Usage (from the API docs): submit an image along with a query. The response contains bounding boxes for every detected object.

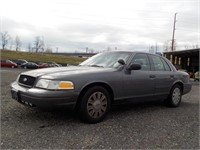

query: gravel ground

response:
[1,68,199,149]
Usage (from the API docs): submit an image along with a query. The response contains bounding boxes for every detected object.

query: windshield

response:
[80,51,132,68]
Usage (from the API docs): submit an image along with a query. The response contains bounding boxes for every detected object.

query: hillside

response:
[0,50,86,65]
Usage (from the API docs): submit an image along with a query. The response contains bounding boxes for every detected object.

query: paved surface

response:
[1,68,199,149]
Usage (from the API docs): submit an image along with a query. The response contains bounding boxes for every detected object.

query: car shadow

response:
[23,100,164,122]
[15,100,197,125]
[109,100,165,116]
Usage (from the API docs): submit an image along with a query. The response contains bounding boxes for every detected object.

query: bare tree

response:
[33,36,44,53]
[40,41,45,53]
[184,44,199,50]
[28,43,32,52]
[192,44,199,48]
[34,36,40,52]
[86,47,88,53]
[149,45,155,53]
[46,47,53,53]
[0,31,10,50]
[15,36,22,51]
[184,45,189,49]
[107,46,111,51]
[149,43,159,53]
[89,49,94,53]
[163,40,170,52]
[163,40,177,51]
[9,38,13,50]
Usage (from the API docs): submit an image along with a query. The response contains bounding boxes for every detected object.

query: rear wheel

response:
[79,86,111,123]
[165,84,182,107]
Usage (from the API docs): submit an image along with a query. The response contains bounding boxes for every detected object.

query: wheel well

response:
[75,82,114,109]
[173,82,183,92]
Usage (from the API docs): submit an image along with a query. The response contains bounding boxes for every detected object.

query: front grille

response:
[18,75,36,87]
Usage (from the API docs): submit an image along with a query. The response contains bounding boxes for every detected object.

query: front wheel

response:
[165,84,182,107]
[79,86,111,123]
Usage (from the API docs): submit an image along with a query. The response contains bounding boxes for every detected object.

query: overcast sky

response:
[0,0,199,52]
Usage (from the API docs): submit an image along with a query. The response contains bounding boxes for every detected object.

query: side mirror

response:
[127,63,141,70]
[118,59,125,65]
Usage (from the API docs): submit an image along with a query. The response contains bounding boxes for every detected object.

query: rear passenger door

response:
[148,54,175,97]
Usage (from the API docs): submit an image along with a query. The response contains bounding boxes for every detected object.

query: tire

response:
[24,66,27,69]
[165,84,182,107]
[79,86,111,123]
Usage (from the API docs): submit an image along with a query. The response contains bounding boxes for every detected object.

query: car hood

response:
[21,66,116,78]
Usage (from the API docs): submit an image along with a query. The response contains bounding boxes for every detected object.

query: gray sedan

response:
[11,51,192,123]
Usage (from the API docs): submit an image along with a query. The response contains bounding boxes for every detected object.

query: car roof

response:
[104,50,162,56]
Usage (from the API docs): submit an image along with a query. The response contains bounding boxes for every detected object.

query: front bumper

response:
[10,81,79,109]
[183,82,192,95]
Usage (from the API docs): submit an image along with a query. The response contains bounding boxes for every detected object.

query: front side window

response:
[131,53,150,71]
[150,55,165,71]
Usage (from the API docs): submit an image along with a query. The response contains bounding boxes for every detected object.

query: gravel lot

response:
[1,68,199,149]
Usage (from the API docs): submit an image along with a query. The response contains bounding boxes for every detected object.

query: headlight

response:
[35,79,74,90]
[16,75,20,81]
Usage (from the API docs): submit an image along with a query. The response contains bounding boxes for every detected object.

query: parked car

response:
[11,51,192,123]
[21,62,38,69]
[37,63,49,68]
[0,59,18,68]
[12,59,28,66]
[46,61,62,67]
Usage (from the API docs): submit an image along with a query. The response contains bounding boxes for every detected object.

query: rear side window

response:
[131,53,151,71]
[161,58,171,71]
[150,55,165,71]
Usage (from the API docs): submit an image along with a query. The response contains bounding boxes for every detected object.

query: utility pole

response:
[171,13,177,51]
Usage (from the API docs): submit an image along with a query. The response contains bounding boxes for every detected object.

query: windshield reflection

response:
[80,52,131,68]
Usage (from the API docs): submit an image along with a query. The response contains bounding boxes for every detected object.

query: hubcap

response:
[87,92,107,118]
[172,88,181,104]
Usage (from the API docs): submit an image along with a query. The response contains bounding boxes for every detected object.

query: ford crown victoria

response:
[11,51,192,123]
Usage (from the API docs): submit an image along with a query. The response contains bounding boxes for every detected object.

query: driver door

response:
[123,53,156,100]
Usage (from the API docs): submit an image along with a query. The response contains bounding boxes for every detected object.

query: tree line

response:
[1,31,199,53]
[0,31,53,53]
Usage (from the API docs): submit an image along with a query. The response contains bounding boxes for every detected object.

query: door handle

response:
[170,75,174,78]
[149,75,156,78]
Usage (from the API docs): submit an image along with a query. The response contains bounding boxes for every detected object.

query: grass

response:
[0,50,86,65]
